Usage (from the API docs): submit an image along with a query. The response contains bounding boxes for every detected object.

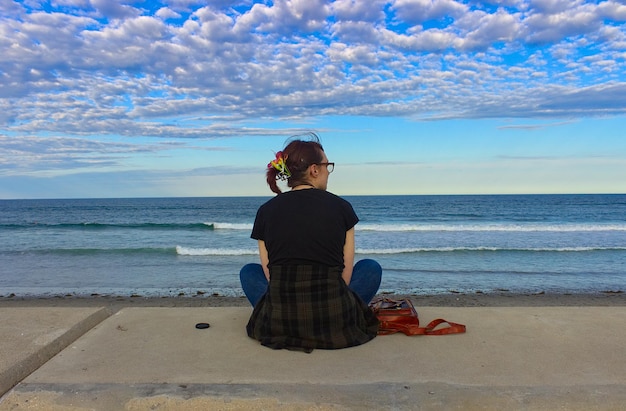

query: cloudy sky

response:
[1,0,626,199]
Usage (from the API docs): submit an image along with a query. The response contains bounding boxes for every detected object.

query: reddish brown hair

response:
[266,133,325,194]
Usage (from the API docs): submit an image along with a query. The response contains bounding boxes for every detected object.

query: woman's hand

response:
[258,240,270,281]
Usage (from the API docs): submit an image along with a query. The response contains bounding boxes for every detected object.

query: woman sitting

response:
[240,133,382,352]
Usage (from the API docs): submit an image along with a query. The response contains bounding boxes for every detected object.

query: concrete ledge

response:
[3,382,626,410]
[1,307,625,410]
[0,307,111,396]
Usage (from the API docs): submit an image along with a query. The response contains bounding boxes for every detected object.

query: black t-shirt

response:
[251,189,359,268]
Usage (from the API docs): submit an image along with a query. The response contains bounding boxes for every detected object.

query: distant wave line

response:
[175,246,257,256]
[21,246,257,256]
[25,247,177,255]
[1,222,216,230]
[0,221,256,231]
[11,245,626,257]
[209,222,253,230]
[357,246,626,254]
[3,222,625,233]
[177,245,626,256]
[357,223,626,232]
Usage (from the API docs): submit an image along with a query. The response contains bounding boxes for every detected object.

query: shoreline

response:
[1,291,624,312]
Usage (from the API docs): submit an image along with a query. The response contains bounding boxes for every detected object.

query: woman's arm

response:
[258,240,270,281]
[342,228,355,285]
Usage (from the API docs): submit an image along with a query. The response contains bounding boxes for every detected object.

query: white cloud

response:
[163,0,217,12]
[455,9,521,50]
[598,1,626,20]
[1,0,625,142]
[392,0,468,24]
[332,0,387,22]
[327,43,380,65]
[331,20,381,43]
[155,7,181,20]
[523,2,603,43]
[0,134,158,173]
[235,0,331,35]
[0,0,25,16]
[91,0,141,19]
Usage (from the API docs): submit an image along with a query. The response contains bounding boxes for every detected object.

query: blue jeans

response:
[239,259,382,307]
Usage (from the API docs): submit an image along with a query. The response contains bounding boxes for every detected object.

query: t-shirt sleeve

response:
[251,207,265,240]
[341,198,359,231]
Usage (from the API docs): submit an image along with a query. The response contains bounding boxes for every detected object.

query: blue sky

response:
[1,0,626,199]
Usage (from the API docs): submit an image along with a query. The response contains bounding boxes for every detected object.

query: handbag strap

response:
[416,318,466,335]
[379,317,466,336]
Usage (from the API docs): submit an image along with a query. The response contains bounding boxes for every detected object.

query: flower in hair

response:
[268,151,291,180]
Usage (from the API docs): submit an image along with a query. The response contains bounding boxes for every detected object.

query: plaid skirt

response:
[246,264,379,352]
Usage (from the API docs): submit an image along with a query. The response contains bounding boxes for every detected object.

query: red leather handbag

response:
[369,297,466,336]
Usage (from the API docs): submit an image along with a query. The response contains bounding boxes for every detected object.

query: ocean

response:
[1,194,625,298]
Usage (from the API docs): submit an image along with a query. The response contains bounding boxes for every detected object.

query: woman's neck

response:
[292,183,316,190]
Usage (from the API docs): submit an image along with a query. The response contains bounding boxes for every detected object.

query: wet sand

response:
[1,291,624,313]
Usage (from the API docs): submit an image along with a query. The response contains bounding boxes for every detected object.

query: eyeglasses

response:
[316,162,334,173]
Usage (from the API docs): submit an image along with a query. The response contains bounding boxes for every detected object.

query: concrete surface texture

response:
[1,306,625,410]
[0,307,109,397]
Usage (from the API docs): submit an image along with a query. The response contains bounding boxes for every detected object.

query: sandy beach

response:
[1,291,624,312]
